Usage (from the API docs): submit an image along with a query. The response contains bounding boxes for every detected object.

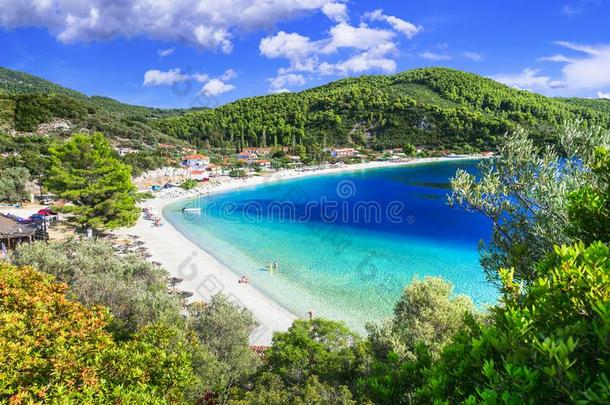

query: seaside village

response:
[1,141,495,257]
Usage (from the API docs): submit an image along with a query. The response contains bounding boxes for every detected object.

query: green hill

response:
[153,67,610,151]
[1,66,608,152]
[0,67,191,147]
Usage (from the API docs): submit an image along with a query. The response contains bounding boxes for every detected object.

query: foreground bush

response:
[422,242,610,403]
[12,239,181,338]
[0,263,197,403]
[11,239,262,399]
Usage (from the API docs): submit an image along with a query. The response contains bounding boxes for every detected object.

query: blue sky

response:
[1,0,609,108]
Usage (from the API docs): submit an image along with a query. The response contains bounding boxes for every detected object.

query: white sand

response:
[113,156,483,345]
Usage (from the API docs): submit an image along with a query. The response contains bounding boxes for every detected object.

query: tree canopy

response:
[45,133,140,228]
[153,67,610,151]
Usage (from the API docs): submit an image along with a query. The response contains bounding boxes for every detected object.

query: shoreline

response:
[114,156,483,345]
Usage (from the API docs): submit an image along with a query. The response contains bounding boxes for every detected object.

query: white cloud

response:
[192,73,210,83]
[491,68,563,91]
[463,51,483,61]
[364,9,422,39]
[539,54,574,63]
[562,4,581,16]
[419,51,451,61]
[143,68,189,86]
[142,68,239,92]
[221,68,238,81]
[259,20,401,79]
[258,9,420,81]
[554,40,604,56]
[193,25,233,53]
[322,22,396,53]
[0,0,343,52]
[597,91,610,99]
[561,1,601,17]
[157,48,175,58]
[260,31,317,61]
[320,52,396,76]
[492,41,610,96]
[554,42,610,90]
[319,41,397,76]
[322,2,348,22]
[268,73,305,92]
[533,42,610,91]
[200,78,235,96]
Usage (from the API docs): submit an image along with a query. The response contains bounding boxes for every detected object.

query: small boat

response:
[181,207,202,212]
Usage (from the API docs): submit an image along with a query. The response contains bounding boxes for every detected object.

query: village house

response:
[206,164,223,176]
[181,154,210,168]
[241,147,288,156]
[236,151,259,162]
[330,147,358,158]
[189,169,208,181]
[115,147,138,157]
[253,159,272,169]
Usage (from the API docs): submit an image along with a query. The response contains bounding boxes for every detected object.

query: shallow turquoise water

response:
[165,160,497,332]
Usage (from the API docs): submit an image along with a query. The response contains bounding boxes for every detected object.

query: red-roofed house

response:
[254,159,271,169]
[189,169,208,180]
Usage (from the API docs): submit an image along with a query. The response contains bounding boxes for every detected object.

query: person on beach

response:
[307,309,314,320]
[238,275,248,284]
[274,261,279,271]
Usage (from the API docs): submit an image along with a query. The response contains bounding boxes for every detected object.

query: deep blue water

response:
[165,160,497,332]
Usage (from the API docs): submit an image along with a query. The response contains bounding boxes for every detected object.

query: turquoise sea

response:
[164,160,497,332]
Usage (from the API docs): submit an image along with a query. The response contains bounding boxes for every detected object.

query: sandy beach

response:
[112,156,483,345]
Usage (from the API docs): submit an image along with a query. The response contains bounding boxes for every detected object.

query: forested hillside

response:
[0,67,191,146]
[154,67,610,151]
[1,66,609,152]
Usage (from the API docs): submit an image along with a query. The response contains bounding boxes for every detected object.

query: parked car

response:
[37,208,56,216]
[29,214,46,221]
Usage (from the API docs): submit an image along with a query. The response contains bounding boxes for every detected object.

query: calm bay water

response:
[165,160,497,332]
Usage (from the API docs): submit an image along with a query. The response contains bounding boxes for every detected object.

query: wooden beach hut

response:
[0,215,48,249]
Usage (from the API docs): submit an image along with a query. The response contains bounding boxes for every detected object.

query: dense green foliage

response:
[12,239,181,338]
[449,123,610,283]
[0,67,191,146]
[421,241,610,403]
[0,166,30,202]
[153,67,610,151]
[0,133,51,179]
[568,146,610,243]
[8,239,263,402]
[366,276,476,362]
[0,262,198,403]
[121,148,171,176]
[180,179,199,190]
[45,133,140,228]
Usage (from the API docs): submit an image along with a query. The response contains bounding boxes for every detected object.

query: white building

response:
[115,147,138,157]
[331,148,358,158]
[181,154,210,168]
